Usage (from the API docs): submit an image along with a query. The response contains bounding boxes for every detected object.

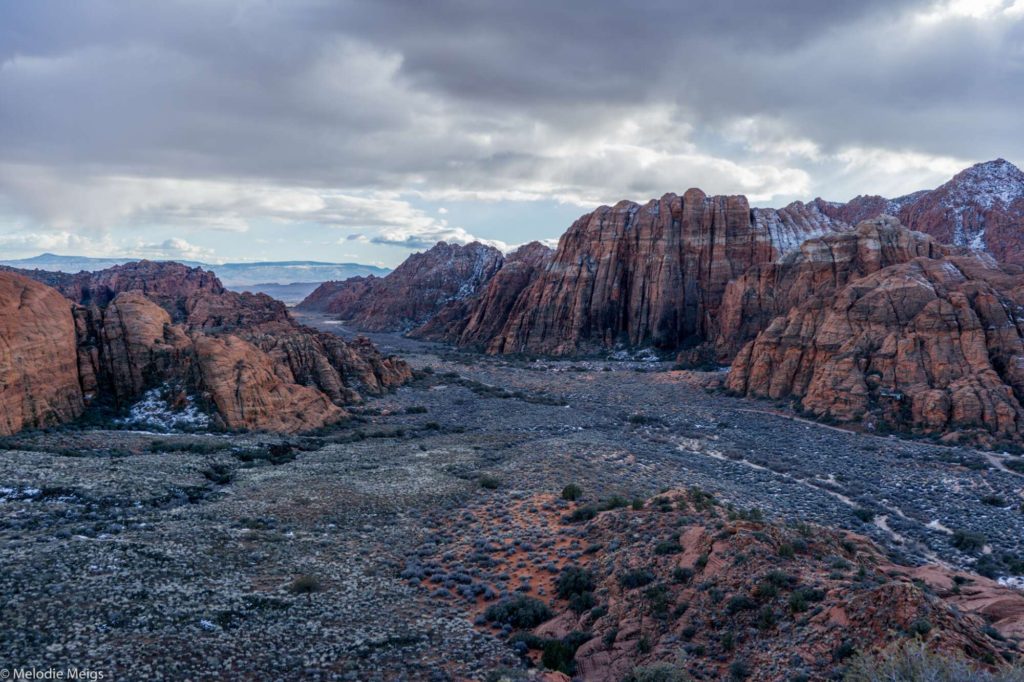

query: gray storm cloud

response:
[0,0,1020,258]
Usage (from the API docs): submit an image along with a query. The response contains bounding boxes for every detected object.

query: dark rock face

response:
[410,241,553,347]
[297,241,505,331]
[727,253,1024,444]
[0,271,84,435]
[8,261,411,434]
[484,191,844,355]
[712,217,956,359]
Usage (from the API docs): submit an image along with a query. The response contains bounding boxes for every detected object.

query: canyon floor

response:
[3,314,1024,680]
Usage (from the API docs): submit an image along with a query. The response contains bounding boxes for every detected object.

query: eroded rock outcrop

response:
[727,254,1024,443]
[0,271,84,435]
[424,489,1024,682]
[297,241,505,331]
[815,159,1024,266]
[713,217,956,358]
[7,261,410,434]
[193,334,346,433]
[486,191,844,355]
[410,241,553,347]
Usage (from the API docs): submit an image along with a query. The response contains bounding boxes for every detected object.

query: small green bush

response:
[561,483,583,501]
[478,475,501,490]
[556,566,596,599]
[484,595,553,628]
[618,568,655,589]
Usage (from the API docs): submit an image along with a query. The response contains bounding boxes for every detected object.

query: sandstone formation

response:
[0,271,84,435]
[485,191,844,355]
[726,254,1024,443]
[815,159,1024,266]
[410,241,553,347]
[6,261,411,434]
[193,334,346,433]
[297,241,505,331]
[712,217,956,358]
[427,488,1023,681]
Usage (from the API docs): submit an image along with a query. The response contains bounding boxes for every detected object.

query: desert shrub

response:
[632,498,645,510]
[853,507,875,523]
[478,475,501,489]
[202,463,234,485]
[598,495,630,511]
[561,483,583,501]
[602,627,618,647]
[556,566,596,598]
[644,584,671,618]
[622,663,692,682]
[673,567,695,584]
[756,606,777,630]
[909,618,932,637]
[843,641,1024,681]
[789,587,824,613]
[952,530,986,553]
[833,640,857,662]
[726,594,757,614]
[566,506,598,523]
[288,574,322,600]
[729,658,750,680]
[569,591,597,614]
[484,595,553,628]
[541,638,576,674]
[618,568,655,589]
[654,539,682,555]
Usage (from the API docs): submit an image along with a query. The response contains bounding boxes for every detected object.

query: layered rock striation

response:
[0,271,85,435]
[410,241,553,347]
[4,261,410,434]
[713,217,956,358]
[483,191,843,355]
[726,253,1024,443]
[297,241,505,331]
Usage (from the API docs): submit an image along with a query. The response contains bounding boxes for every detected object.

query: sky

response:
[0,0,1022,267]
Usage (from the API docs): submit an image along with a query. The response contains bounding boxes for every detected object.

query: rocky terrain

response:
[0,262,410,435]
[726,251,1024,446]
[816,159,1024,266]
[4,322,1024,679]
[411,241,553,349]
[297,241,505,332]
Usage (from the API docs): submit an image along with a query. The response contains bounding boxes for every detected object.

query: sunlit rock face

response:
[5,261,411,434]
[727,250,1024,445]
[0,271,84,435]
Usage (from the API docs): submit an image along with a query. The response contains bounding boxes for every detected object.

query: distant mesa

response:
[0,253,390,289]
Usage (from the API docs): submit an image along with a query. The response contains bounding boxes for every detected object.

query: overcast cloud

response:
[0,0,1021,265]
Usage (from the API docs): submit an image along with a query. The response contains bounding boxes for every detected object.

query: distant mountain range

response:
[0,253,390,295]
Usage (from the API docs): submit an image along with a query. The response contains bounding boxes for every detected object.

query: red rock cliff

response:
[726,254,1024,444]
[0,271,84,435]
[486,190,843,355]
[297,241,505,331]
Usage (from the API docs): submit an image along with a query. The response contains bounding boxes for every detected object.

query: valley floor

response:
[3,318,1024,680]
